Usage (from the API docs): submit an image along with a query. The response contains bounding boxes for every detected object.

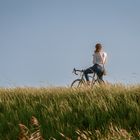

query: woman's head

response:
[94,43,102,53]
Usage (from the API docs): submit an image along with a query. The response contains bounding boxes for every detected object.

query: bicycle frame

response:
[73,68,97,80]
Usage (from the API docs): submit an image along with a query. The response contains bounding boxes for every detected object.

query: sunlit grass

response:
[0,84,140,139]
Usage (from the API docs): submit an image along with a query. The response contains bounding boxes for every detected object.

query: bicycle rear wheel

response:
[71,79,85,87]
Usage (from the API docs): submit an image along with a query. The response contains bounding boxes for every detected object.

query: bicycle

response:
[71,68,104,87]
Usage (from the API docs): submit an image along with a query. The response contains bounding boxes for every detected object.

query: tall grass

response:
[0,84,140,139]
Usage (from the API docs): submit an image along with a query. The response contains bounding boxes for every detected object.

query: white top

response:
[93,51,107,66]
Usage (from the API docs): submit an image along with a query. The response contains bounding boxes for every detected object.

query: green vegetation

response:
[0,84,140,139]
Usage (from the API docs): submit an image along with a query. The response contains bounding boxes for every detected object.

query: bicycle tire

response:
[71,79,85,87]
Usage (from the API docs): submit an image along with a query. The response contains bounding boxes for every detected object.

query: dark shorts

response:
[84,64,104,81]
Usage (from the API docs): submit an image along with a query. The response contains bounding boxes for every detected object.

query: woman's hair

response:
[94,43,102,53]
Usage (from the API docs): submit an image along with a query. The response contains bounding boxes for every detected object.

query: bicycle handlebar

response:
[73,68,84,75]
[73,68,96,77]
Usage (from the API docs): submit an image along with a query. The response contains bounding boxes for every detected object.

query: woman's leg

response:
[84,67,94,81]
[84,64,104,82]
[95,64,104,81]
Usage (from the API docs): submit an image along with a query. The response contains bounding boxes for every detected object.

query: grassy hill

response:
[0,84,140,139]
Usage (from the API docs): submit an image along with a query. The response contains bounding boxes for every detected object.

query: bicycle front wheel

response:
[71,79,85,88]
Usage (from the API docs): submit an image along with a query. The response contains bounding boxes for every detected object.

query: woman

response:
[84,43,107,83]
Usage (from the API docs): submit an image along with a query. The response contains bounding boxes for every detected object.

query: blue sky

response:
[0,0,140,87]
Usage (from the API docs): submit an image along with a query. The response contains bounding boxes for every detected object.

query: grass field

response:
[0,84,140,139]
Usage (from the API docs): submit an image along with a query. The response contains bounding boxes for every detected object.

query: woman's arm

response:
[102,52,107,64]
